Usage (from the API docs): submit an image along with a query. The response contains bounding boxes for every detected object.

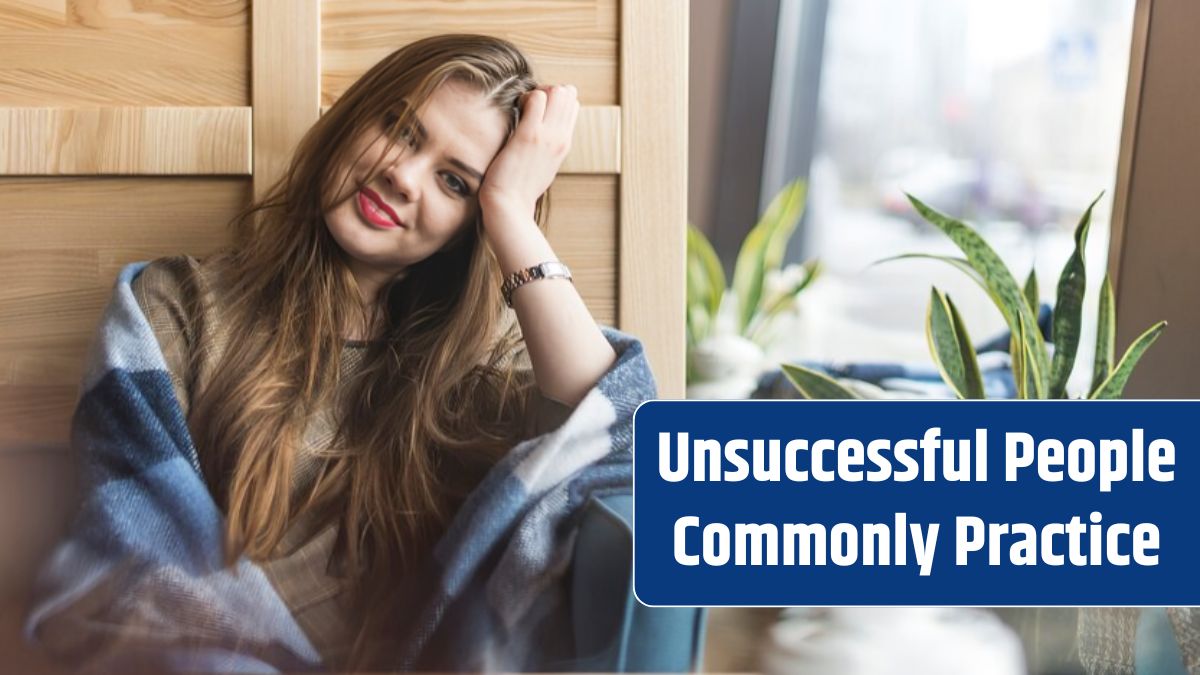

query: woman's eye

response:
[394,124,417,147]
[381,112,417,146]
[441,172,470,197]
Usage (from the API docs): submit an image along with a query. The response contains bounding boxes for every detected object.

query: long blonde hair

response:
[185,34,541,666]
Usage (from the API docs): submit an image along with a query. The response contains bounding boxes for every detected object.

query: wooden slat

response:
[66,0,246,28]
[0,106,252,174]
[0,67,247,108]
[321,0,618,106]
[546,175,617,325]
[561,105,619,174]
[252,0,319,201]
[619,0,688,398]
[0,0,65,29]
[318,103,620,175]
[0,176,244,252]
[0,27,246,69]
[0,26,248,106]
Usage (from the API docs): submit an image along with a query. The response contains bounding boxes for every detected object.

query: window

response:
[774,0,1136,396]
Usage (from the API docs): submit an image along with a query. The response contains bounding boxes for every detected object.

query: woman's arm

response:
[480,85,617,407]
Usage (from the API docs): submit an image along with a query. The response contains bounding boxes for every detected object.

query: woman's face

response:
[323,79,509,287]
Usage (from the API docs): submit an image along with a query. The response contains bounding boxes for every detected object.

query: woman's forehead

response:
[411,81,509,166]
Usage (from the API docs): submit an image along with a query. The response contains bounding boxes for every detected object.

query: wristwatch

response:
[502,261,573,307]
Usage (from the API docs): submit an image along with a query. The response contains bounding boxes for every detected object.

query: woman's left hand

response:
[478,84,579,223]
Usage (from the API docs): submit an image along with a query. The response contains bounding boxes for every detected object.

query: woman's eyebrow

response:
[448,158,484,183]
[410,116,485,183]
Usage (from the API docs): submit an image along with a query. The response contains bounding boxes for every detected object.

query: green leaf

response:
[1017,312,1046,396]
[947,294,986,399]
[876,253,1016,318]
[907,194,1050,398]
[1024,268,1039,316]
[748,260,823,340]
[732,180,807,333]
[926,289,985,399]
[875,253,985,285]
[1090,273,1117,395]
[687,225,725,340]
[1048,194,1102,398]
[1007,319,1042,400]
[1010,325,1027,399]
[926,289,966,398]
[686,301,711,349]
[1089,321,1167,399]
[781,362,861,399]
[876,252,1010,315]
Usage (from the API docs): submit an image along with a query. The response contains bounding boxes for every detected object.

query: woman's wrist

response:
[478,191,536,224]
[481,201,557,275]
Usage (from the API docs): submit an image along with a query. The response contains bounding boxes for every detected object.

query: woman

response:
[29,34,642,671]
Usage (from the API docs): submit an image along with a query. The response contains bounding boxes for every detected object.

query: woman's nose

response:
[382,153,422,203]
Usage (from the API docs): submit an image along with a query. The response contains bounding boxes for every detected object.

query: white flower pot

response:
[687,334,767,399]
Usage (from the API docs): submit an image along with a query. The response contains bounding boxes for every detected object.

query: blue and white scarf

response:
[25,262,656,672]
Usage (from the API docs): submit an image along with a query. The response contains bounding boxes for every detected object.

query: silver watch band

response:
[502,261,573,307]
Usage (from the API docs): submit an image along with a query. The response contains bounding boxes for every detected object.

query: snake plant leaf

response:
[875,253,985,285]
[927,289,965,398]
[781,362,861,399]
[947,294,986,399]
[907,194,1049,399]
[1089,321,1167,399]
[687,225,726,321]
[1091,273,1117,395]
[732,180,807,333]
[1024,268,1039,315]
[1007,318,1044,400]
[1020,311,1047,398]
[926,289,984,399]
[1010,323,1027,399]
[1048,194,1101,398]
[876,252,1011,316]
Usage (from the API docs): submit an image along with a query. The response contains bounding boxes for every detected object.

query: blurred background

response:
[691,0,1135,378]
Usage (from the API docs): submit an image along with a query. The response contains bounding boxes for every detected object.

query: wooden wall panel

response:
[0,0,64,28]
[321,0,618,106]
[0,107,252,175]
[621,0,688,397]
[546,175,617,326]
[560,105,619,174]
[252,0,319,199]
[0,4,248,107]
[0,177,247,448]
[66,0,246,27]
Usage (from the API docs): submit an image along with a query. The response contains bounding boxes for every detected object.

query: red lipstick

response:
[357,187,403,229]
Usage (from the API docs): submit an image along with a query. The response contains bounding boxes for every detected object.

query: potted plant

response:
[687,179,822,398]
[781,194,1165,400]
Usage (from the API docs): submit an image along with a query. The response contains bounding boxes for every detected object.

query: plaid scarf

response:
[25,262,655,672]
